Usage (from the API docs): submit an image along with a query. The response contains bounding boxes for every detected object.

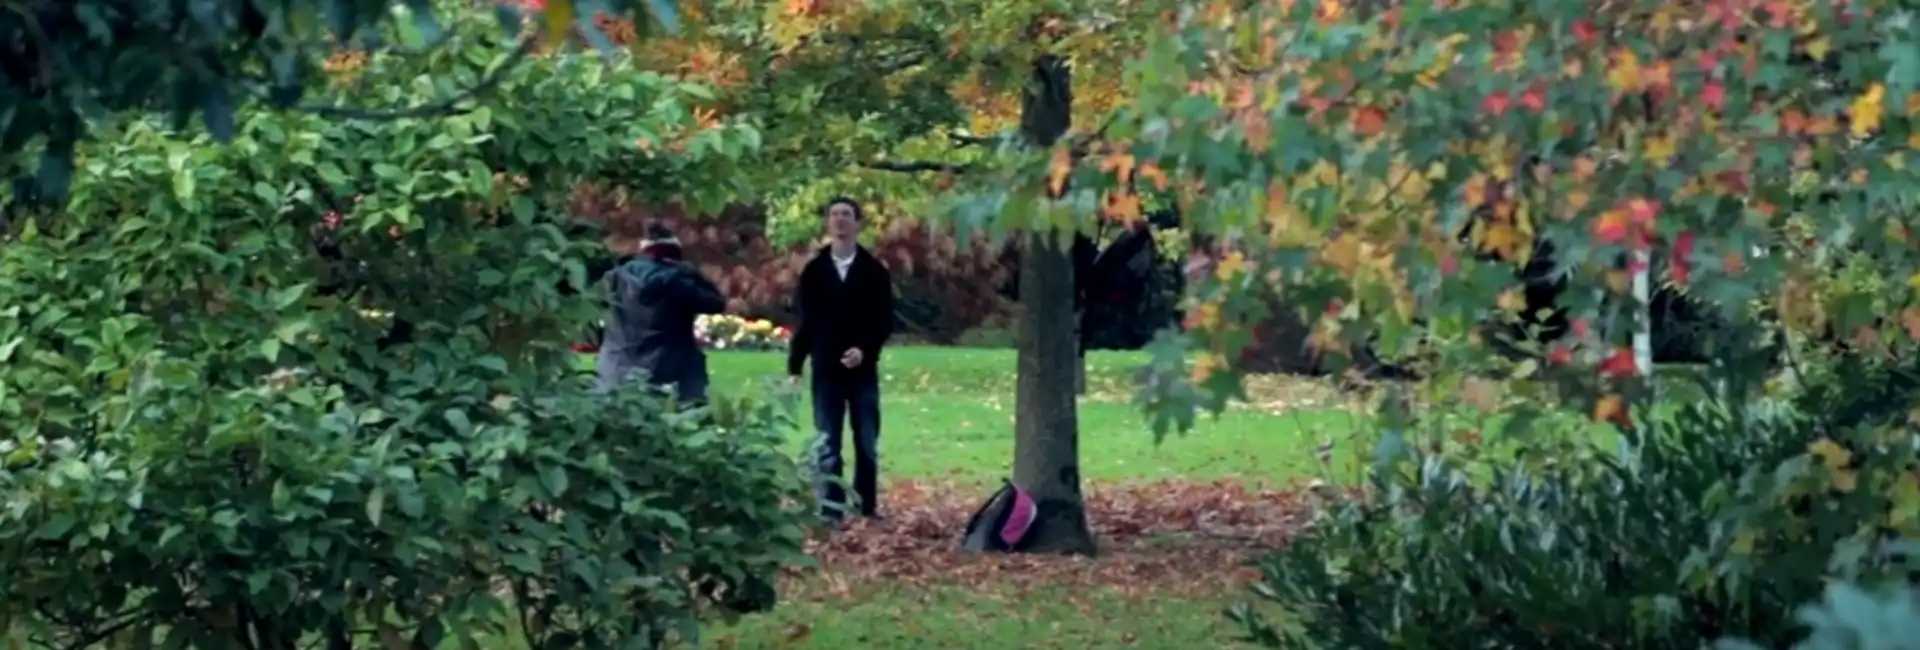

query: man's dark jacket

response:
[787,245,894,378]
[596,257,727,399]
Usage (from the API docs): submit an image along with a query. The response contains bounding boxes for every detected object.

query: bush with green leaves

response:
[1,0,686,198]
[1231,342,1920,649]
[0,11,809,649]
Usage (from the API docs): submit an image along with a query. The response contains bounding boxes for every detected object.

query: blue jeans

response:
[811,371,881,519]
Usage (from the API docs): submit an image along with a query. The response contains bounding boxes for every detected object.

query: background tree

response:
[565,0,1181,555]
[0,0,695,202]
[923,0,1920,645]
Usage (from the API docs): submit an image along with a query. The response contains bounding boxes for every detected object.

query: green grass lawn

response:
[688,346,1372,486]
[601,346,1359,649]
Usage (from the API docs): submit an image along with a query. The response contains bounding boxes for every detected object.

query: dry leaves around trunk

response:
[789,479,1341,601]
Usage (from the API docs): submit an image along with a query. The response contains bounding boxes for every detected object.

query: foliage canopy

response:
[2,8,810,649]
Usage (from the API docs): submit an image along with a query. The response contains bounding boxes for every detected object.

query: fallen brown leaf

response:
[784,479,1347,601]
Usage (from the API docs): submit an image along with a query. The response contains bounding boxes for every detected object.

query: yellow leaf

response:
[1808,438,1858,492]
[1320,234,1362,274]
[1046,148,1073,197]
[1191,352,1223,383]
[1216,250,1248,281]
[1729,528,1757,556]
[1510,358,1539,379]
[1594,393,1625,424]
[1496,289,1527,313]
[1644,135,1676,166]
[1605,269,1632,294]
[1306,160,1339,187]
[1462,174,1489,207]
[1833,468,1858,493]
[1805,36,1832,61]
[1848,84,1886,138]
[1808,437,1851,469]
[543,0,576,45]
[1606,49,1642,94]
[1196,301,1222,329]
[1889,471,1920,530]
[1477,220,1529,261]
[1099,152,1136,184]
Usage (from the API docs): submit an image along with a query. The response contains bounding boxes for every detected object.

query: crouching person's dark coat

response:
[595,256,727,401]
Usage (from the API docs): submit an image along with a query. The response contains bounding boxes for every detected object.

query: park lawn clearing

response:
[590,346,1376,486]
[583,347,1352,649]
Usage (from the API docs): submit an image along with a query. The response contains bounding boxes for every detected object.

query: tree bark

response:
[1010,52,1097,556]
[1013,232,1096,555]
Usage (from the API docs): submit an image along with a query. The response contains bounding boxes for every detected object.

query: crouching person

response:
[596,223,728,404]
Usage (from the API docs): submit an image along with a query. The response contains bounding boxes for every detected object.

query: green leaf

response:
[34,514,77,540]
[511,196,536,224]
[366,486,386,526]
[539,466,569,498]
[442,408,472,435]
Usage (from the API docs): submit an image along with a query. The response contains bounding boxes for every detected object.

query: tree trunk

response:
[1009,52,1097,556]
[1074,314,1088,395]
[1013,232,1096,555]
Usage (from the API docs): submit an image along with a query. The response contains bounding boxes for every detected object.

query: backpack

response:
[959,479,1038,553]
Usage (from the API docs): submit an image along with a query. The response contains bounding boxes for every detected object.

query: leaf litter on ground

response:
[787,478,1350,603]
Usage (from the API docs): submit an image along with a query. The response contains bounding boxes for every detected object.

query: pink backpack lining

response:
[998,487,1037,547]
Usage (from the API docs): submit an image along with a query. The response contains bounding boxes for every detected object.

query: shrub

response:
[1232,341,1920,649]
[0,382,810,649]
[0,9,809,649]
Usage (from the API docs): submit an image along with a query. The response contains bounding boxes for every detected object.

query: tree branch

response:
[860,160,973,173]
[876,51,930,74]
[949,132,1008,147]
[872,115,1117,175]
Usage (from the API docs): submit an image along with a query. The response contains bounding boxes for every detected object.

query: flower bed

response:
[695,314,790,350]
[571,314,790,353]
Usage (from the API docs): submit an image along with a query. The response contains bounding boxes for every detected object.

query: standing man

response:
[787,197,895,522]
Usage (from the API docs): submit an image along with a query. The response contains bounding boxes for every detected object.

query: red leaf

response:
[1352,106,1388,136]
[1598,347,1638,379]
[1702,80,1726,110]
[1492,31,1520,57]
[1670,231,1697,287]
[1519,84,1547,113]
[1627,198,1660,225]
[1481,91,1512,117]
[1571,19,1597,44]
